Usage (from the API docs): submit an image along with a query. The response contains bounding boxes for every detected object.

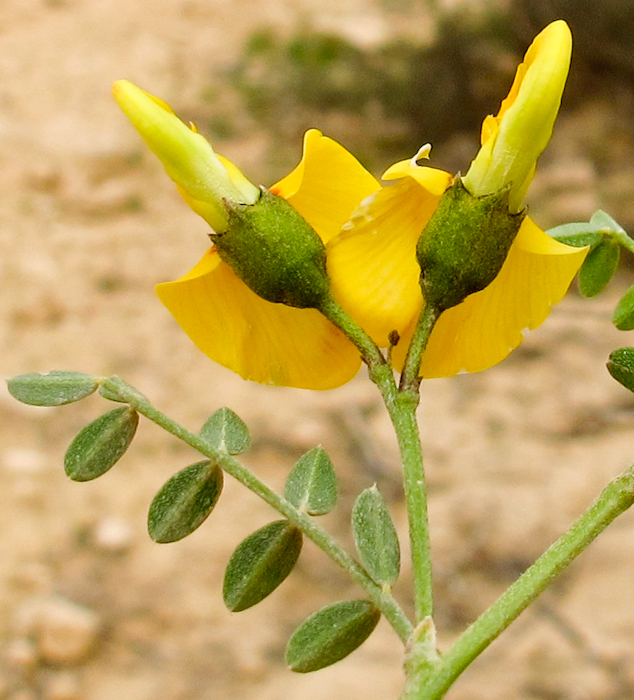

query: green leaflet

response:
[286,599,380,673]
[352,485,401,586]
[200,407,251,455]
[64,407,138,481]
[148,461,224,543]
[8,371,98,406]
[223,520,302,612]
[284,447,337,515]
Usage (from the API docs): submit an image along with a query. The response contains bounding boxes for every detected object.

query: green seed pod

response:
[416,178,525,312]
[213,188,330,309]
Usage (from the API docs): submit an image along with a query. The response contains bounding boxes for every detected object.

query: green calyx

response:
[416,177,525,312]
[213,188,330,309]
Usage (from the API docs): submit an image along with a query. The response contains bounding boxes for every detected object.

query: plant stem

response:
[319,295,388,370]
[387,386,433,623]
[401,463,634,699]
[400,304,440,392]
[388,304,439,623]
[99,376,413,643]
[321,297,439,623]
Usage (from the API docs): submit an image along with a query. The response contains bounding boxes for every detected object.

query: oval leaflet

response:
[200,407,251,455]
[223,520,302,612]
[8,371,98,407]
[284,447,337,516]
[148,460,224,543]
[352,485,401,586]
[64,407,139,482]
[286,599,381,673]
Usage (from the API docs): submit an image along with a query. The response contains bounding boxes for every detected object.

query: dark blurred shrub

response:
[512,0,634,87]
[229,10,520,162]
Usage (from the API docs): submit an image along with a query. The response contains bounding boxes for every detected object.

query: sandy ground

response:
[2,1,634,699]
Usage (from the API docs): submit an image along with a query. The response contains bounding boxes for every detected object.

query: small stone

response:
[92,517,133,554]
[9,691,37,700]
[26,162,62,193]
[2,448,46,474]
[6,638,38,671]
[42,671,81,700]
[26,597,101,665]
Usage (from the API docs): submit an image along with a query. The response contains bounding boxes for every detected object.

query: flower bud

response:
[416,178,525,311]
[462,20,571,212]
[113,80,260,232]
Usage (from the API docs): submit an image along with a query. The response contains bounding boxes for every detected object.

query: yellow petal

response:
[382,145,452,197]
[156,248,362,389]
[327,171,450,344]
[392,217,588,377]
[271,129,380,243]
[462,21,572,211]
[113,80,259,231]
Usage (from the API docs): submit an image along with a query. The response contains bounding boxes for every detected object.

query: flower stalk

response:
[319,298,438,623]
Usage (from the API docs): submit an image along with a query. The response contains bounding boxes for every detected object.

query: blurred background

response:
[2,0,634,698]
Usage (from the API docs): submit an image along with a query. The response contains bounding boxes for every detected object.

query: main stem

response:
[401,463,634,699]
[321,297,439,623]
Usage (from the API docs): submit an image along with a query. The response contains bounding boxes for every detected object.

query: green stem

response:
[320,297,438,623]
[388,387,433,623]
[389,304,439,622]
[100,376,413,643]
[401,463,634,699]
[400,305,440,392]
[319,295,388,369]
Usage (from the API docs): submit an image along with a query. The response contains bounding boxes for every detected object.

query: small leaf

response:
[223,520,302,612]
[286,600,380,673]
[148,461,223,543]
[613,285,634,331]
[578,238,620,297]
[590,209,626,234]
[284,447,337,515]
[607,347,634,393]
[547,222,603,248]
[352,486,400,586]
[200,408,251,455]
[64,407,138,481]
[7,371,98,406]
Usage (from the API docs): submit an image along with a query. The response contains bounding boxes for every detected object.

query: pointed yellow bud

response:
[462,20,572,212]
[112,80,260,232]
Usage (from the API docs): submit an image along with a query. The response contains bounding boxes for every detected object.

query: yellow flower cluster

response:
[113,20,587,390]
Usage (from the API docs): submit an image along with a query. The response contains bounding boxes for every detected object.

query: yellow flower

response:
[158,130,378,389]
[114,79,380,389]
[327,20,588,378]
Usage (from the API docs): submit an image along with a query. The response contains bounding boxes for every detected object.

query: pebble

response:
[42,671,81,700]
[2,448,46,474]
[5,638,38,672]
[17,597,101,665]
[26,162,62,193]
[92,517,134,554]
[9,691,37,700]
